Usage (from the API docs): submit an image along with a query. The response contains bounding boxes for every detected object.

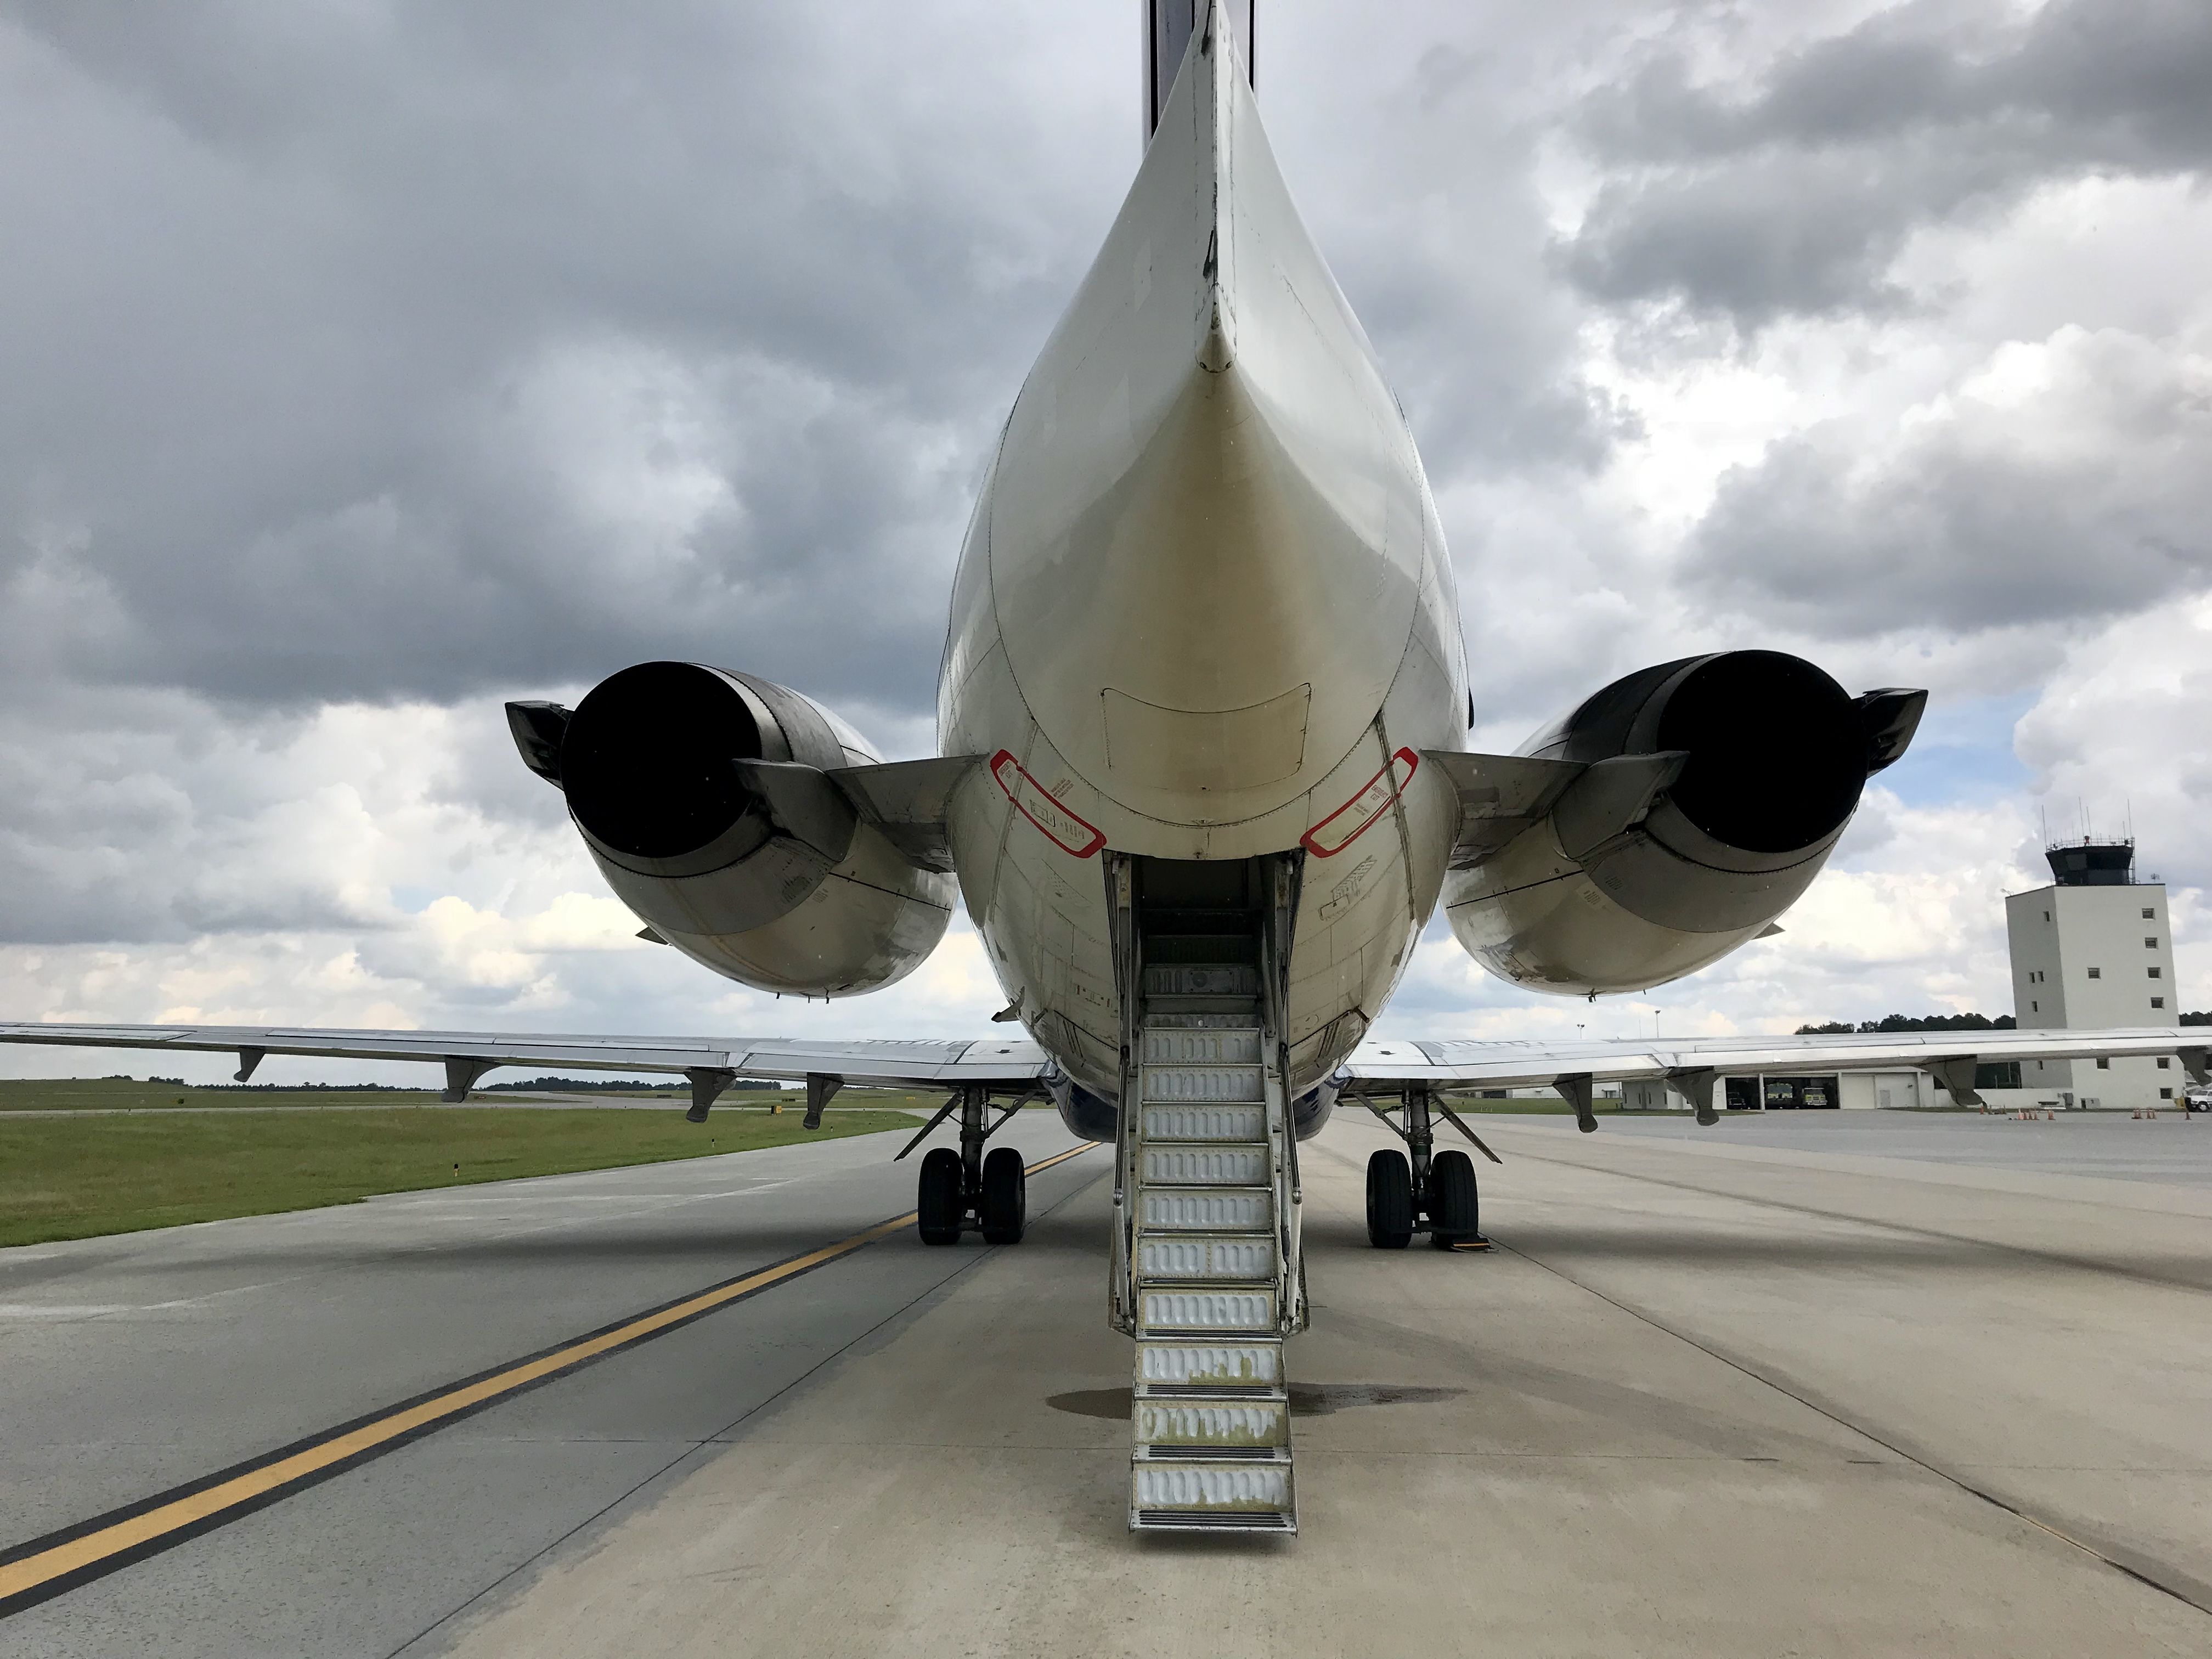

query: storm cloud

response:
[1563,0,2212,325]
[4,0,2212,1069]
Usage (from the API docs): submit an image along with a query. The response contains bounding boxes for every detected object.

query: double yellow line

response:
[0,1142,1093,1616]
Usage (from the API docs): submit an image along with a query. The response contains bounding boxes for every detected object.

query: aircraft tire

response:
[980,1146,1027,1244]
[1365,1149,1414,1249]
[917,1147,964,1245]
[1428,1149,1479,1247]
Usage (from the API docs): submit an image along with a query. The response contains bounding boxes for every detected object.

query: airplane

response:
[5,1,2202,1534]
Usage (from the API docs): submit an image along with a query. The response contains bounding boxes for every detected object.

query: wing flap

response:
[0,1023,1050,1092]
[1347,1027,2208,1093]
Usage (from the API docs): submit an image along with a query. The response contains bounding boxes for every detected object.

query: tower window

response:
[2158,1058,2171,1070]
[2153,997,2166,1010]
[2143,908,2155,919]
[2096,1057,2110,1069]
[2087,967,2101,979]
[2149,967,2162,979]
[2161,1088,2174,1100]
[2146,937,2159,948]
[2031,1000,2039,1012]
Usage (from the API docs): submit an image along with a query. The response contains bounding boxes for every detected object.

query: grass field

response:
[0,1104,924,1248]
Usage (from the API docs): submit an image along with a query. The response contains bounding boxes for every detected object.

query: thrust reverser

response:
[1442,651,1924,995]
[506,662,956,997]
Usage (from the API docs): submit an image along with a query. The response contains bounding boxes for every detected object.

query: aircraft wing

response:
[0,1022,1050,1109]
[1344,1025,2210,1124]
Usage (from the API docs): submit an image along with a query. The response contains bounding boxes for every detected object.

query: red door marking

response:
[1301,748,1418,858]
[990,751,1107,858]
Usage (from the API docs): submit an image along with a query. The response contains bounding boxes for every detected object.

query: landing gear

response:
[1365,1149,1414,1249]
[911,1085,1028,1245]
[917,1147,964,1244]
[1359,1088,1490,1250]
[980,1146,1028,1244]
[1427,1149,1479,1247]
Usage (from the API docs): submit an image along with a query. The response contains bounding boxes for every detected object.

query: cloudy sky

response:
[3,0,2208,1082]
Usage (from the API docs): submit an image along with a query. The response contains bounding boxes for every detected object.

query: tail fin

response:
[1145,0,1253,138]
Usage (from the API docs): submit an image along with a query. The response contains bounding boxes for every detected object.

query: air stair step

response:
[1130,1458,1296,1532]
[1136,1232,1278,1283]
[1142,964,1260,998]
[1137,1284,1279,1332]
[1143,1064,1264,1104]
[1142,1027,1261,1065]
[1138,1186,1273,1232]
[1140,1143,1269,1186]
[1140,1102,1267,1140]
[1135,1339,1283,1392]
[1134,1394,1290,1450]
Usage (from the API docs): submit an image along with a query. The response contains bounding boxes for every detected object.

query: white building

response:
[2002,839,2181,1111]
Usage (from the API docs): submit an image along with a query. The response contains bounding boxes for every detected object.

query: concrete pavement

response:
[5,1110,2211,1656]
[428,1111,2212,1658]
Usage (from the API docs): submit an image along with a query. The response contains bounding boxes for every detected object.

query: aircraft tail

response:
[1146,0,1253,138]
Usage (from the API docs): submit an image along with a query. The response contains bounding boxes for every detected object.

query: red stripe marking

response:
[990,751,1107,859]
[1302,748,1419,857]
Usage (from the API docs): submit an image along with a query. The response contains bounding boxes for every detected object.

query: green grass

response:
[0,1105,921,1248]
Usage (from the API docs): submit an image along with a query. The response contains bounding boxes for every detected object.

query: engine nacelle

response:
[509,662,955,997]
[1444,650,1923,996]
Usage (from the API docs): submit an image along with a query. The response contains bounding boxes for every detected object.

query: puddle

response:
[1048,1383,1463,1419]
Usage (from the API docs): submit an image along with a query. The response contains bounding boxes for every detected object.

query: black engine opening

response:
[561,662,764,860]
[1654,651,1864,855]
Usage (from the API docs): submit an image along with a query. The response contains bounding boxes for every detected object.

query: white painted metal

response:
[1341,1026,2209,1094]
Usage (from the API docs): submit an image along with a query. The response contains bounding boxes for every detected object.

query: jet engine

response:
[1441,650,1923,996]
[506,662,956,996]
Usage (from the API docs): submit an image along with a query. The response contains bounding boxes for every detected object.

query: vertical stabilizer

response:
[1147,0,1253,139]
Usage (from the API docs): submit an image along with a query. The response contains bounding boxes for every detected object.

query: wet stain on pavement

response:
[1047,1383,1464,1419]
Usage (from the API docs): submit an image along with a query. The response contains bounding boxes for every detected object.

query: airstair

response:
[1109,855,1306,1533]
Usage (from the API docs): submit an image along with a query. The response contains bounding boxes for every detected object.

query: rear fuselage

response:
[937,20,1465,1102]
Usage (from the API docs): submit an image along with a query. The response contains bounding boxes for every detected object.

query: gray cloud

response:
[1564,0,2212,325]
[1684,326,2212,636]
[0,1,1129,721]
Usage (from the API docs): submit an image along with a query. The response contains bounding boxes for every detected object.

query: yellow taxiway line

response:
[0,1141,1094,1615]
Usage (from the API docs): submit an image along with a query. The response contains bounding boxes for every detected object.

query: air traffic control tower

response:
[2006,839,2180,1110]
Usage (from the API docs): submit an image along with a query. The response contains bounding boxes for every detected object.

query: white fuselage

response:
[937,21,1466,1101]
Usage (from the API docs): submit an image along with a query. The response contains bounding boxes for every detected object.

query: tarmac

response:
[4,1109,2210,1656]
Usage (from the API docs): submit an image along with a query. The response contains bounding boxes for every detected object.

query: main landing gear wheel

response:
[980,1146,1028,1244]
[917,1147,964,1245]
[1428,1148,1480,1248]
[1365,1148,1414,1249]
